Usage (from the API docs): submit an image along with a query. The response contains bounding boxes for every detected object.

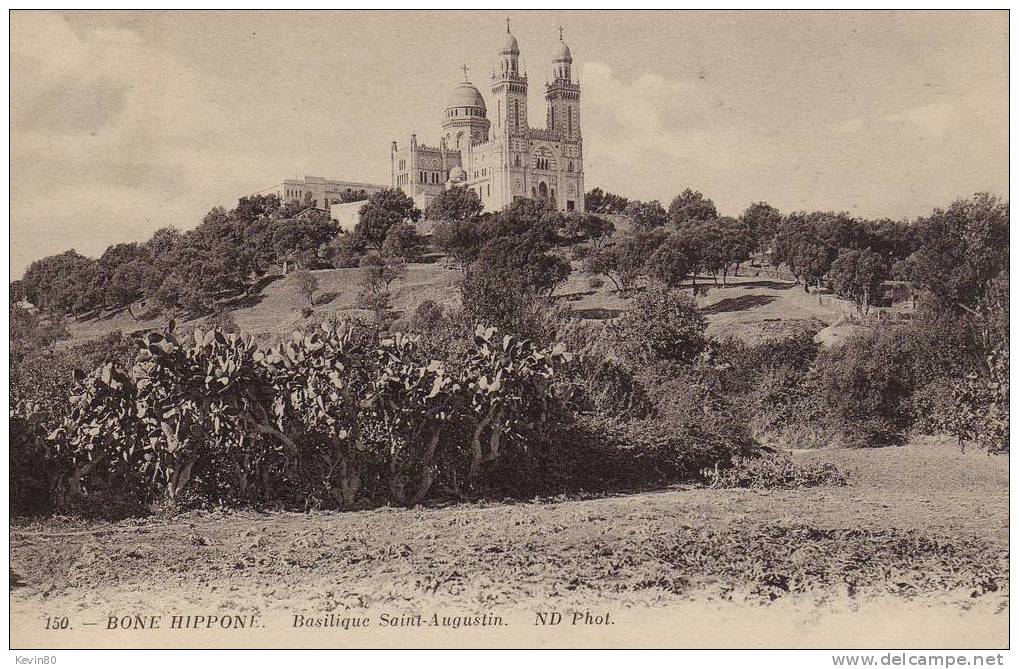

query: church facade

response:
[390,22,584,214]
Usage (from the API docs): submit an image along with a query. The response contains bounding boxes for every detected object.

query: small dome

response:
[500,32,520,55]
[446,81,486,110]
[554,40,572,62]
[448,166,466,181]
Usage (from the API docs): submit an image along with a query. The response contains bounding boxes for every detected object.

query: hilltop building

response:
[253,175,387,209]
[391,21,585,213]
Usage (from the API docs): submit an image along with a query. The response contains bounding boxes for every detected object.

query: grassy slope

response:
[67,264,463,340]
[66,256,872,346]
[9,438,1008,648]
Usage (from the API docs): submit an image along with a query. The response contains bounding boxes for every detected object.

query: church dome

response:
[448,166,467,182]
[500,31,520,55]
[446,81,486,110]
[554,40,572,62]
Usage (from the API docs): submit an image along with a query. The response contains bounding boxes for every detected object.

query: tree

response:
[669,189,718,227]
[646,236,692,287]
[433,220,484,274]
[584,230,666,292]
[356,254,407,316]
[323,232,367,268]
[21,250,97,313]
[359,254,407,293]
[672,224,709,286]
[625,200,670,232]
[107,259,161,316]
[585,187,629,214]
[292,270,319,306]
[144,227,185,259]
[773,213,838,291]
[583,247,625,292]
[234,193,282,223]
[474,235,571,298]
[698,217,754,286]
[610,283,707,364]
[424,185,483,222]
[460,268,539,335]
[338,188,369,203]
[268,210,338,272]
[905,193,1009,312]
[864,218,918,264]
[356,188,422,249]
[10,304,70,363]
[829,248,888,317]
[382,223,426,261]
[565,213,615,249]
[740,202,783,255]
[484,197,562,244]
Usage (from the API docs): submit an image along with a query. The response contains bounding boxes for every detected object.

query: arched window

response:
[568,108,573,137]
[550,107,555,131]
[514,101,519,129]
[514,155,520,167]
[568,160,574,172]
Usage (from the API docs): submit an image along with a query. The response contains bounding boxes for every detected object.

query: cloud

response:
[884,100,957,139]
[10,12,272,275]
[832,118,865,135]
[578,61,770,203]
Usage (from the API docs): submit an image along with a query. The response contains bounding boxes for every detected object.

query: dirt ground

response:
[10,438,1008,649]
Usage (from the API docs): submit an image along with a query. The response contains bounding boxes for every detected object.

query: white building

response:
[391,22,585,214]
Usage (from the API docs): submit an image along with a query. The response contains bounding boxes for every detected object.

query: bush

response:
[705,454,849,489]
[324,233,366,268]
[571,244,591,261]
[810,322,927,445]
[23,322,581,514]
[201,311,240,334]
[610,283,706,364]
[382,223,426,262]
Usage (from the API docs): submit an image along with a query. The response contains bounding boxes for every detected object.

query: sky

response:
[9,10,1009,279]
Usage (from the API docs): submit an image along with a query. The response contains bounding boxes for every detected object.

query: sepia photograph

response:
[7,9,1010,654]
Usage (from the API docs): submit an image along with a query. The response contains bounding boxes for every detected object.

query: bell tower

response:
[491,18,528,141]
[545,27,580,142]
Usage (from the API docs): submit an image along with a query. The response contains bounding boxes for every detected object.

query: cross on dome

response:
[461,63,469,81]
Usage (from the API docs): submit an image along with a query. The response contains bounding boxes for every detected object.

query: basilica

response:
[390,21,584,213]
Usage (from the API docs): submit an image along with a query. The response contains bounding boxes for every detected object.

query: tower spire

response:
[559,25,564,41]
[506,17,510,33]
[461,63,469,81]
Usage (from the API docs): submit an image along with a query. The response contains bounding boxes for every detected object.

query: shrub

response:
[571,244,591,261]
[704,454,849,489]
[382,223,426,262]
[324,233,366,268]
[291,270,318,305]
[610,283,706,364]
[201,311,240,334]
[24,321,579,514]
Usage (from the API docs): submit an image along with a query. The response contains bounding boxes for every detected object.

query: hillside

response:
[64,255,881,346]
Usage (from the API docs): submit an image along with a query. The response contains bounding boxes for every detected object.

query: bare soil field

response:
[10,437,1008,648]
